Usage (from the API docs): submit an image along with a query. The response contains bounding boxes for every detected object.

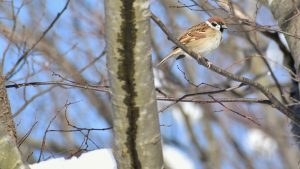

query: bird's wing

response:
[178,22,209,44]
[171,22,209,50]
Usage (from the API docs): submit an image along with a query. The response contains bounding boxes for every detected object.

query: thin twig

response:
[5,0,71,79]
[158,83,246,111]
[157,96,271,105]
[6,81,110,93]
[208,95,260,125]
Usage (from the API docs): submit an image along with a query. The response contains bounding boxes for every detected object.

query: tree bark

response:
[0,76,16,142]
[105,1,163,169]
[0,76,28,168]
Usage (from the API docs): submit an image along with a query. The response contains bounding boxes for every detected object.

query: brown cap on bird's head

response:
[208,16,227,29]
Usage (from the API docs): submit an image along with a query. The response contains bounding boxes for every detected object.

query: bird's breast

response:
[187,32,222,55]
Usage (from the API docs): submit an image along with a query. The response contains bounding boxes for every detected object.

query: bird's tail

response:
[157,48,182,67]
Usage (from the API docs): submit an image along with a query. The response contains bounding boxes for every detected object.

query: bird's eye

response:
[211,22,217,27]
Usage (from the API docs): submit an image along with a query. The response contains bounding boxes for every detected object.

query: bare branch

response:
[150,12,300,126]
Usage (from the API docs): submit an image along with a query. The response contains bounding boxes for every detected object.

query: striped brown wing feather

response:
[172,22,209,51]
[178,22,209,44]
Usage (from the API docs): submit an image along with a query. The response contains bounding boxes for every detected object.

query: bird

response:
[157,16,227,66]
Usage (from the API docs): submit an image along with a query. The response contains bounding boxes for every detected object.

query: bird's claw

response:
[196,56,211,68]
[207,61,211,68]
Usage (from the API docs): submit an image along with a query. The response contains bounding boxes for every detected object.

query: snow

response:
[30,149,116,169]
[30,145,195,169]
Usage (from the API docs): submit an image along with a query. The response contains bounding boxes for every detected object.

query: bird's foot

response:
[207,61,212,68]
[196,56,211,68]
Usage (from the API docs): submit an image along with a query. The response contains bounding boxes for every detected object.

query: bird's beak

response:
[222,25,228,29]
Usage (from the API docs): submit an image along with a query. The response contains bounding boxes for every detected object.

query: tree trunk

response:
[0,76,16,142]
[105,1,163,169]
[0,126,30,169]
[0,77,28,168]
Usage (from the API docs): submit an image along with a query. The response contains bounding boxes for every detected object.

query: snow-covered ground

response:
[30,145,194,169]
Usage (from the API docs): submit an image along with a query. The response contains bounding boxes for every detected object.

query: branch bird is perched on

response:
[157,16,227,66]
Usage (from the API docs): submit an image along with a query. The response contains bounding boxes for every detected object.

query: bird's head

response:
[207,16,228,32]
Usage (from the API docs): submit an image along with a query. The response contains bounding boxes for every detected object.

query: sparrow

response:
[157,16,227,66]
